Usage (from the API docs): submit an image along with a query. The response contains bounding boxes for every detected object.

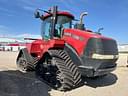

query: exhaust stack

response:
[74,12,88,30]
[79,12,88,24]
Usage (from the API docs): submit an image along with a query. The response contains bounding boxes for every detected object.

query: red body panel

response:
[63,29,113,56]
[26,39,65,58]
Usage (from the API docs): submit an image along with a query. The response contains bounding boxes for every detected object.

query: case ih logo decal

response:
[64,32,85,41]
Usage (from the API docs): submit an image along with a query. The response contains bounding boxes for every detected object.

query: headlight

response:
[92,53,119,59]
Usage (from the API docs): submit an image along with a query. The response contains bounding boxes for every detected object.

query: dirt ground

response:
[0,51,128,96]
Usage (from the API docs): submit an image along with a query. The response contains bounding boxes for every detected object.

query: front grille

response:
[84,38,118,56]
[101,39,118,54]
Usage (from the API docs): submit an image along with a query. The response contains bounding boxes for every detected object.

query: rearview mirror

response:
[34,10,40,18]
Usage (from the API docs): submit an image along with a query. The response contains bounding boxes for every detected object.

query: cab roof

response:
[41,11,74,20]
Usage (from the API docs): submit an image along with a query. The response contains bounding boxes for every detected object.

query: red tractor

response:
[16,6,118,91]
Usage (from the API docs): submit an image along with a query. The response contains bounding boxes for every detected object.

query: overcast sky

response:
[0,0,128,44]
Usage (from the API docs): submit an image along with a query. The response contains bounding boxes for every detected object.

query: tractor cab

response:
[34,6,74,39]
[41,12,74,39]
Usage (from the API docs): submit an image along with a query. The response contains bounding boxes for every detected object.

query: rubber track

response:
[49,50,81,90]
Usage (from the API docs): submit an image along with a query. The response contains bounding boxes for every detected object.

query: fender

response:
[36,44,84,67]
[64,43,84,66]
[16,48,36,63]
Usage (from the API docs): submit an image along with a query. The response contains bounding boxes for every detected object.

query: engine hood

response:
[64,29,114,40]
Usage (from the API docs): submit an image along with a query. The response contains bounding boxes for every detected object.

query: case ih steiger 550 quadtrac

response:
[16,6,118,91]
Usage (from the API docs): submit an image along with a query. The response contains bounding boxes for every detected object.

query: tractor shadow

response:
[0,70,118,94]
[81,73,118,88]
[0,70,50,96]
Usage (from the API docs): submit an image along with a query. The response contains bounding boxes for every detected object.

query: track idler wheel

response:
[17,57,28,73]
[16,55,35,73]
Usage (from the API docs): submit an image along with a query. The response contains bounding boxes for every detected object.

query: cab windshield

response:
[41,15,72,39]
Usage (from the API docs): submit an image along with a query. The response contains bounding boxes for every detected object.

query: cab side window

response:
[41,17,51,40]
